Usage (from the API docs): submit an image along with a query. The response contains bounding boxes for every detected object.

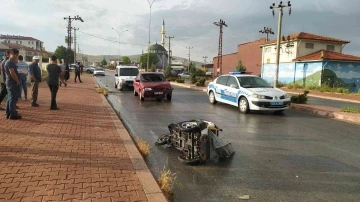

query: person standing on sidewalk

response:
[17,55,29,100]
[74,62,82,83]
[0,50,10,110]
[59,60,67,87]
[64,62,70,82]
[5,48,21,120]
[47,55,63,110]
[29,56,41,107]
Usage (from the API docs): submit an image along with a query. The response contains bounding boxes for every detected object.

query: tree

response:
[101,57,107,66]
[150,65,156,72]
[164,66,172,78]
[189,62,197,84]
[122,56,131,64]
[139,53,159,69]
[54,45,74,63]
[236,60,247,71]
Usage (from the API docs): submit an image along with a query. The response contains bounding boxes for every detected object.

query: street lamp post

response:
[146,0,156,71]
[111,28,128,65]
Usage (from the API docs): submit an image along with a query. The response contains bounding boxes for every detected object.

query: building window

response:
[32,41,34,44]
[16,41,18,44]
[20,41,22,44]
[326,45,335,51]
[305,43,314,49]
[265,47,270,52]
[28,41,30,44]
[266,58,270,64]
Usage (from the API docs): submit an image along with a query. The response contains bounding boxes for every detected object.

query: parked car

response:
[207,72,291,114]
[93,68,105,76]
[133,72,173,102]
[178,72,190,79]
[86,66,96,74]
[114,65,139,90]
[69,64,78,72]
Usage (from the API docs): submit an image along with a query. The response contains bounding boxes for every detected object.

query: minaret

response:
[161,19,165,47]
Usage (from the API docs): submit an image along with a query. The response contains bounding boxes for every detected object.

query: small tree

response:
[164,66,172,78]
[189,62,197,84]
[122,56,131,64]
[101,58,107,67]
[150,65,156,72]
[236,60,247,71]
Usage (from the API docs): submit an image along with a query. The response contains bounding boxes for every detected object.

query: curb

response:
[283,90,360,104]
[95,79,168,202]
[290,104,360,124]
[170,82,360,124]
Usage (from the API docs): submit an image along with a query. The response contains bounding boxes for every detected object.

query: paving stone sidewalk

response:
[0,75,158,202]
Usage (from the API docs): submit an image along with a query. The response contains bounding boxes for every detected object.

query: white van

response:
[114,65,139,90]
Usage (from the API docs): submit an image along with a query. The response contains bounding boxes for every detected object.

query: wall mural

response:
[262,61,360,92]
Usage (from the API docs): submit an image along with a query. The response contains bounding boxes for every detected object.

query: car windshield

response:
[141,74,166,82]
[237,76,272,88]
[119,68,139,76]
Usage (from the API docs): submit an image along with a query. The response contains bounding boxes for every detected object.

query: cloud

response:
[334,70,360,79]
[1,0,360,62]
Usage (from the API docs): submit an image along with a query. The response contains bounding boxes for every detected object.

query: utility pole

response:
[146,0,156,71]
[259,27,274,42]
[203,56,208,64]
[270,1,291,87]
[73,27,79,64]
[63,15,84,64]
[186,46,193,72]
[214,19,227,76]
[165,36,174,68]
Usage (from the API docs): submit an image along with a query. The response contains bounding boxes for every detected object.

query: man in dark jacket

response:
[46,55,63,110]
[0,50,10,110]
[74,62,82,83]
[29,56,41,107]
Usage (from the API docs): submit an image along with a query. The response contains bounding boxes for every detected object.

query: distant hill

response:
[77,53,204,68]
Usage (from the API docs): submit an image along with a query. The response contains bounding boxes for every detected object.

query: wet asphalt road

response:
[95,72,360,202]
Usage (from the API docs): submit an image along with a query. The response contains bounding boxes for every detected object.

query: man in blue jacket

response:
[29,56,41,107]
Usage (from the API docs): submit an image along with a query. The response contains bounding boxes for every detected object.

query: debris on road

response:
[239,195,250,200]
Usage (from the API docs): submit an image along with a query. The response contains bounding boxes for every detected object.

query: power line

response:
[203,56,208,63]
[77,30,147,46]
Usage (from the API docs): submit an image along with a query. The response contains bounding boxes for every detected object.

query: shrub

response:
[136,138,150,158]
[158,167,178,200]
[290,90,309,104]
[287,82,302,89]
[196,77,206,86]
[341,107,360,113]
[167,77,177,82]
[95,87,108,96]
[176,78,185,83]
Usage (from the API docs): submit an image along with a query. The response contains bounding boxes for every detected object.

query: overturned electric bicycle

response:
[155,119,235,165]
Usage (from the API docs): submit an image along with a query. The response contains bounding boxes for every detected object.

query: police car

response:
[207,71,291,114]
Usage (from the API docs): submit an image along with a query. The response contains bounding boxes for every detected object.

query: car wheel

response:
[115,82,117,88]
[139,90,144,101]
[166,93,172,101]
[134,88,138,96]
[209,91,217,104]
[239,97,250,114]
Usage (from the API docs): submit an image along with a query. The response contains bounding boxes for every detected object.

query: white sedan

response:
[93,68,105,76]
[207,73,291,114]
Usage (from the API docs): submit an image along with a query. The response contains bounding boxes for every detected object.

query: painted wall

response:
[213,52,238,75]
[261,61,360,92]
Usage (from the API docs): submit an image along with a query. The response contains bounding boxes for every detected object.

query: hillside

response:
[77,53,204,68]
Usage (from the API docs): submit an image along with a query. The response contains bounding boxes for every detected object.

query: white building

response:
[0,34,44,51]
[260,32,350,64]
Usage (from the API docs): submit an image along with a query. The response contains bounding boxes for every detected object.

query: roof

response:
[293,50,360,62]
[261,32,349,46]
[149,43,166,51]
[238,37,267,46]
[213,52,237,59]
[0,34,41,42]
[1,43,50,54]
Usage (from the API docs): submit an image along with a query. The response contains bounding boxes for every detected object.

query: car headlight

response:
[144,88,152,91]
[251,94,265,99]
[284,94,290,98]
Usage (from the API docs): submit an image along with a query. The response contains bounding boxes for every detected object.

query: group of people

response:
[0,48,82,120]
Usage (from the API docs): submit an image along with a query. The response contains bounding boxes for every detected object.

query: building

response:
[260,32,360,92]
[0,34,45,51]
[148,43,168,69]
[213,38,266,76]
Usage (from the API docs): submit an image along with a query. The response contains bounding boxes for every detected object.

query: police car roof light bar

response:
[229,71,252,75]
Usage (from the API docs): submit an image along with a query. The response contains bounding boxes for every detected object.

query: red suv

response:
[133,72,173,101]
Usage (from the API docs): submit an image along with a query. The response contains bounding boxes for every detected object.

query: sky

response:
[1,0,360,62]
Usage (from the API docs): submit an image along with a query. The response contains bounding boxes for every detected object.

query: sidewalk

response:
[0,74,166,202]
[171,82,360,124]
